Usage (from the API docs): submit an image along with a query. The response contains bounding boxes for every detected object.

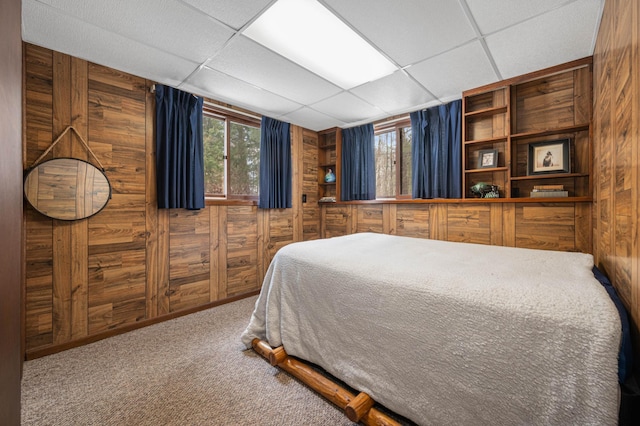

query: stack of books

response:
[530,184,568,198]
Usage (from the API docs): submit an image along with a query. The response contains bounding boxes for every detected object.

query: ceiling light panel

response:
[243,0,397,89]
[206,36,342,105]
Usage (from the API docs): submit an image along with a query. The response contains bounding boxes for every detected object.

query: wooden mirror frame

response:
[24,157,111,221]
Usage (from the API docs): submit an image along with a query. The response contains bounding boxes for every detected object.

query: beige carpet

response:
[21,296,355,425]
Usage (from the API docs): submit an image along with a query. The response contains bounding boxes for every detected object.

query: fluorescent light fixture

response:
[243,0,397,90]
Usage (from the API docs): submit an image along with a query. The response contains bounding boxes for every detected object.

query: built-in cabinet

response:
[463,57,592,200]
[318,127,341,202]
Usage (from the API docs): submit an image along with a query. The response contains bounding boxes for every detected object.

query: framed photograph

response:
[527,139,570,175]
[477,149,498,168]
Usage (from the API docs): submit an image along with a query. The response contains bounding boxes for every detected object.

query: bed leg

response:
[251,338,401,426]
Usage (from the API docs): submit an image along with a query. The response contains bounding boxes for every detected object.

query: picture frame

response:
[527,139,570,175]
[477,149,498,169]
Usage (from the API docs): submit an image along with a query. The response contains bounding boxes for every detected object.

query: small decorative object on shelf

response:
[484,185,500,198]
[319,196,336,203]
[324,168,336,183]
[477,149,498,168]
[470,182,497,198]
[527,139,570,175]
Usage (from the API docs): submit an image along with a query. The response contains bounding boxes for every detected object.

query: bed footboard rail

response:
[252,338,401,425]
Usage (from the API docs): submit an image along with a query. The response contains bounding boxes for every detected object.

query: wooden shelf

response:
[464,136,508,146]
[465,167,509,174]
[510,172,589,181]
[462,58,592,201]
[511,124,590,141]
[464,105,507,118]
[318,128,341,201]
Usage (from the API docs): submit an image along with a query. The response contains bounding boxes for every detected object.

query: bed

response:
[241,233,622,425]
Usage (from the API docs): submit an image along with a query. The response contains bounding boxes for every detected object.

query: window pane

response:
[229,121,260,196]
[203,115,225,195]
[374,130,396,198]
[400,126,412,195]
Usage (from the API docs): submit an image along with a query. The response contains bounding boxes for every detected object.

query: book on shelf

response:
[530,190,569,198]
[532,184,564,191]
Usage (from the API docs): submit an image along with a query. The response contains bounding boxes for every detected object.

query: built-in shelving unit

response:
[462,57,592,200]
[318,127,341,202]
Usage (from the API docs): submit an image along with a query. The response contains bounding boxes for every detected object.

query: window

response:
[374,120,412,198]
[202,104,261,199]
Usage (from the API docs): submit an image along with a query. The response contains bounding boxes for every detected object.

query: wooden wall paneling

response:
[70,57,89,339]
[356,204,383,234]
[634,0,640,338]
[266,208,294,266]
[514,204,576,251]
[612,0,636,310]
[218,207,228,299]
[302,130,319,241]
[168,210,210,312]
[209,206,220,302]
[257,208,267,285]
[24,45,54,351]
[502,202,516,247]
[292,125,304,242]
[490,203,503,246]
[429,204,448,241]
[395,205,429,238]
[383,204,396,235]
[446,204,492,245]
[87,62,147,333]
[87,210,147,333]
[593,0,640,359]
[157,208,170,315]
[226,206,259,297]
[323,205,349,238]
[145,81,158,318]
[52,51,72,344]
[575,203,592,254]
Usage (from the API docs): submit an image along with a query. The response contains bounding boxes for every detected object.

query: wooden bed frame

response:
[252,338,402,426]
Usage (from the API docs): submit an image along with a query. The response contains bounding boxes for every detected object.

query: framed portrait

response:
[527,139,570,175]
[477,149,498,168]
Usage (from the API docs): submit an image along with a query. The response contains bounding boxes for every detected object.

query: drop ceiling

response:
[22,0,604,132]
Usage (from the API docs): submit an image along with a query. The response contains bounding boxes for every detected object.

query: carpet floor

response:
[21,296,355,425]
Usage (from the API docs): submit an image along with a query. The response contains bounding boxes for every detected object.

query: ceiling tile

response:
[279,107,346,132]
[181,67,303,118]
[324,0,476,67]
[181,0,273,30]
[407,41,498,100]
[206,36,342,105]
[40,0,235,63]
[465,0,576,34]
[310,92,386,125]
[486,0,603,79]
[350,71,436,115]
[22,0,199,86]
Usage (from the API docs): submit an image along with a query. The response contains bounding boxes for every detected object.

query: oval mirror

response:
[24,158,111,221]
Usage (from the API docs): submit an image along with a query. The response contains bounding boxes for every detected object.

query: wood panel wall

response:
[1,0,23,422]
[23,44,315,357]
[593,0,640,352]
[320,202,591,253]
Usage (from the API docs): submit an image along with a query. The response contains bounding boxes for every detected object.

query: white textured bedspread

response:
[241,233,621,425]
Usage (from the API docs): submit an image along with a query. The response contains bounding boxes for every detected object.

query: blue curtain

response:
[258,117,292,209]
[410,99,462,199]
[155,85,204,209]
[341,123,376,201]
